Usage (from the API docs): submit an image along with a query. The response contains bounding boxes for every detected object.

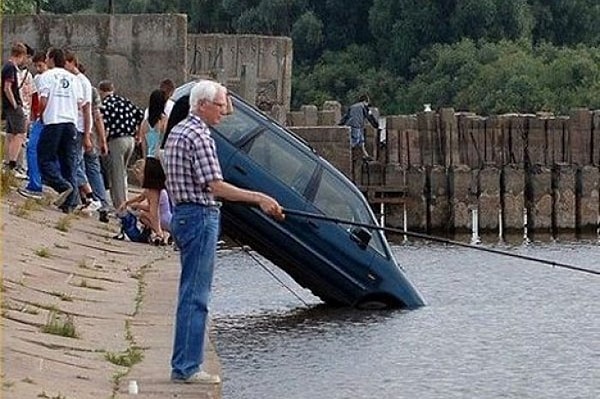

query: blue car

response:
[169,83,426,309]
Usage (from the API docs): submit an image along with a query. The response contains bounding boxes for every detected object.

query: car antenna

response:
[282,208,600,277]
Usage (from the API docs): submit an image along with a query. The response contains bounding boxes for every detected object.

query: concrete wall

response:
[187,33,292,112]
[2,14,188,106]
[289,103,600,236]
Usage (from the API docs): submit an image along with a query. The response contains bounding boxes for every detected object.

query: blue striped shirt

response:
[163,114,223,206]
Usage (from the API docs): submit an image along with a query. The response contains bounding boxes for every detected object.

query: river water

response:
[211,237,599,399]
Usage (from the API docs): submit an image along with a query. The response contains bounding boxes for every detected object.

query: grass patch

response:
[22,377,35,384]
[12,198,43,217]
[35,247,51,258]
[40,310,77,338]
[55,216,74,232]
[105,345,144,368]
[50,291,73,302]
[0,169,19,196]
[37,392,67,399]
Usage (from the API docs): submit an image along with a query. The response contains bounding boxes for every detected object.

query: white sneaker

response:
[18,187,43,200]
[13,167,27,180]
[171,370,221,384]
[86,199,102,212]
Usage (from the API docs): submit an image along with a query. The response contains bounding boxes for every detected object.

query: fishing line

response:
[282,208,600,277]
[228,236,310,306]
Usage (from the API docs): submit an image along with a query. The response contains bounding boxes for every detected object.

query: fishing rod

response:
[282,208,600,277]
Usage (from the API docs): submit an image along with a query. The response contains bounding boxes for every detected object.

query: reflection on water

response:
[212,240,600,399]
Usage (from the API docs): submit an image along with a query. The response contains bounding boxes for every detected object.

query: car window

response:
[246,129,317,197]
[314,169,387,255]
[215,109,262,144]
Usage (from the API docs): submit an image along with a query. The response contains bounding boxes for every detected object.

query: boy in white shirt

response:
[36,47,84,212]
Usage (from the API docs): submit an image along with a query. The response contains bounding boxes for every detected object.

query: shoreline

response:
[1,186,221,398]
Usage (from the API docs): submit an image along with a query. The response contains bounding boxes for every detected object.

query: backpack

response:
[113,211,151,243]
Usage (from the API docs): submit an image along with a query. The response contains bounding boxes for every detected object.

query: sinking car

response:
[168,83,426,309]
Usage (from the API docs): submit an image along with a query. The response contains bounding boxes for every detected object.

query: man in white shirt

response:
[37,47,83,212]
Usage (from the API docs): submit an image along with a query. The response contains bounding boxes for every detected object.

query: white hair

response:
[189,80,226,111]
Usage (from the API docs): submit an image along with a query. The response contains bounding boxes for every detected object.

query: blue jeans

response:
[37,123,79,208]
[74,131,89,187]
[84,150,109,208]
[25,120,43,192]
[170,203,220,379]
[350,127,365,147]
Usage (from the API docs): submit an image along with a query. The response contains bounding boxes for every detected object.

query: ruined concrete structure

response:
[2,15,292,110]
[291,105,600,238]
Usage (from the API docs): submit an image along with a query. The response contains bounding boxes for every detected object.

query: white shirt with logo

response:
[38,67,83,125]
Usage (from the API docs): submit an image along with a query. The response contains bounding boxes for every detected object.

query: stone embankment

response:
[1,187,221,398]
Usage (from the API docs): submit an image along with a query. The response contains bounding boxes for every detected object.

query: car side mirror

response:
[350,227,372,249]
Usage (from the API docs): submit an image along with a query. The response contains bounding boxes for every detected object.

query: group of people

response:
[3,42,286,385]
[1,41,179,241]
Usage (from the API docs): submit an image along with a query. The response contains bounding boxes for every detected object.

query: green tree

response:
[1,0,41,13]
[291,11,324,64]
[450,0,533,42]
[529,0,600,46]
[309,0,375,51]
[292,44,403,114]
[234,0,308,35]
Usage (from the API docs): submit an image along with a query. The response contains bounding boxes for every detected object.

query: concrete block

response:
[439,108,458,167]
[287,111,305,127]
[301,105,319,126]
[322,101,342,124]
[528,116,547,165]
[548,117,569,164]
[450,165,474,231]
[568,108,592,165]
[592,111,600,165]
[486,116,505,167]
[578,166,599,232]
[318,110,337,126]
[428,165,450,232]
[529,166,553,233]
[553,165,576,231]
[478,167,501,230]
[405,167,428,231]
[502,166,525,231]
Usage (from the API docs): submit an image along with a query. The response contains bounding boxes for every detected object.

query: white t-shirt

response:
[75,72,92,132]
[38,67,83,125]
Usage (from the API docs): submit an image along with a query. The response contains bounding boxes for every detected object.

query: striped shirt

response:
[163,114,223,206]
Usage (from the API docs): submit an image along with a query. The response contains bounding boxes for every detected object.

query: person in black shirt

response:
[98,80,144,210]
[2,42,29,176]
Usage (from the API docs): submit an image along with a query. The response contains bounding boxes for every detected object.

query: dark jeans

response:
[37,122,79,208]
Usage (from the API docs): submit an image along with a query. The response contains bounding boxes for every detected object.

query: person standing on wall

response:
[163,79,284,384]
[339,94,379,161]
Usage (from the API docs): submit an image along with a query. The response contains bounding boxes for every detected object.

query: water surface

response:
[212,240,599,399]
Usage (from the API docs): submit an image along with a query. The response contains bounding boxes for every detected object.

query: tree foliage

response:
[6,0,600,115]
